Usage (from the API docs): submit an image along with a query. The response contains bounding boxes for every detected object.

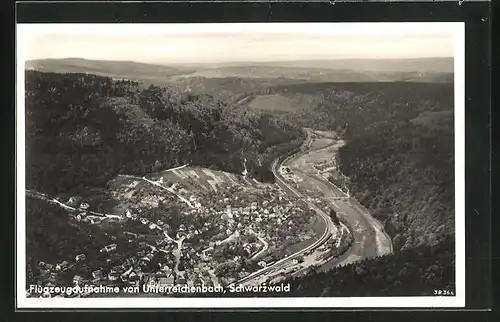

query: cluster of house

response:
[32,210,176,293]
[90,259,141,284]
[144,273,176,288]
[212,199,301,240]
[279,166,303,183]
[116,201,262,286]
[49,243,173,292]
[32,173,311,294]
[35,252,88,289]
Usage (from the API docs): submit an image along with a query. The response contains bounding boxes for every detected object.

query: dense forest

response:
[267,82,453,132]
[247,81,455,251]
[279,82,456,251]
[25,71,305,196]
[240,81,455,296]
[338,111,454,251]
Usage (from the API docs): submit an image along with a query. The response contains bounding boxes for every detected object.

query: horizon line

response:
[26,56,455,65]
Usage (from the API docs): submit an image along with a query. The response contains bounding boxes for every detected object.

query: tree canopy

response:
[25,71,305,196]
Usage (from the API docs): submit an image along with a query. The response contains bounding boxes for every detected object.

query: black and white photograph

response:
[16,22,465,308]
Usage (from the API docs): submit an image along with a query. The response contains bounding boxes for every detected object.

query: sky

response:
[18,23,458,64]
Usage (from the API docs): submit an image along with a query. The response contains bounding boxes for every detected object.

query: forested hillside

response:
[242,81,455,296]
[166,76,308,102]
[270,82,455,251]
[25,71,305,196]
[261,82,453,132]
[338,110,454,251]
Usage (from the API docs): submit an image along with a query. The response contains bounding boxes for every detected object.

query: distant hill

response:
[24,58,453,102]
[228,57,454,73]
[166,68,453,101]
[25,58,194,81]
[25,57,453,83]
[171,57,453,84]
[172,65,453,83]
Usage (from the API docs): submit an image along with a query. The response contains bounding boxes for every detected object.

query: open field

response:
[309,138,334,151]
[247,94,320,112]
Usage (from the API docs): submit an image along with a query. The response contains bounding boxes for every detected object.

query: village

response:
[28,166,321,297]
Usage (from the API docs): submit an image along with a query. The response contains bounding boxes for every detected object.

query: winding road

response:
[26,190,122,220]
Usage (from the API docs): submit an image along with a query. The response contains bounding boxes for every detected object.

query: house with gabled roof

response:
[108,272,120,281]
[157,274,175,287]
[48,272,58,283]
[92,270,103,279]
[56,261,69,271]
[176,276,187,285]
[75,254,86,261]
[73,275,84,285]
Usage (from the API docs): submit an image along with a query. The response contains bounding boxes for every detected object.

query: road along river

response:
[235,129,392,285]
[286,130,393,260]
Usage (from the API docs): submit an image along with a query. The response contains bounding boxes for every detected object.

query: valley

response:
[24,56,455,298]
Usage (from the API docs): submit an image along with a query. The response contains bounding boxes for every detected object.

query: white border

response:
[16,22,465,309]
[18,22,460,36]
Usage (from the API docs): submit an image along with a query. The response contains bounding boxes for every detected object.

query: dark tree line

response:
[337,109,454,251]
